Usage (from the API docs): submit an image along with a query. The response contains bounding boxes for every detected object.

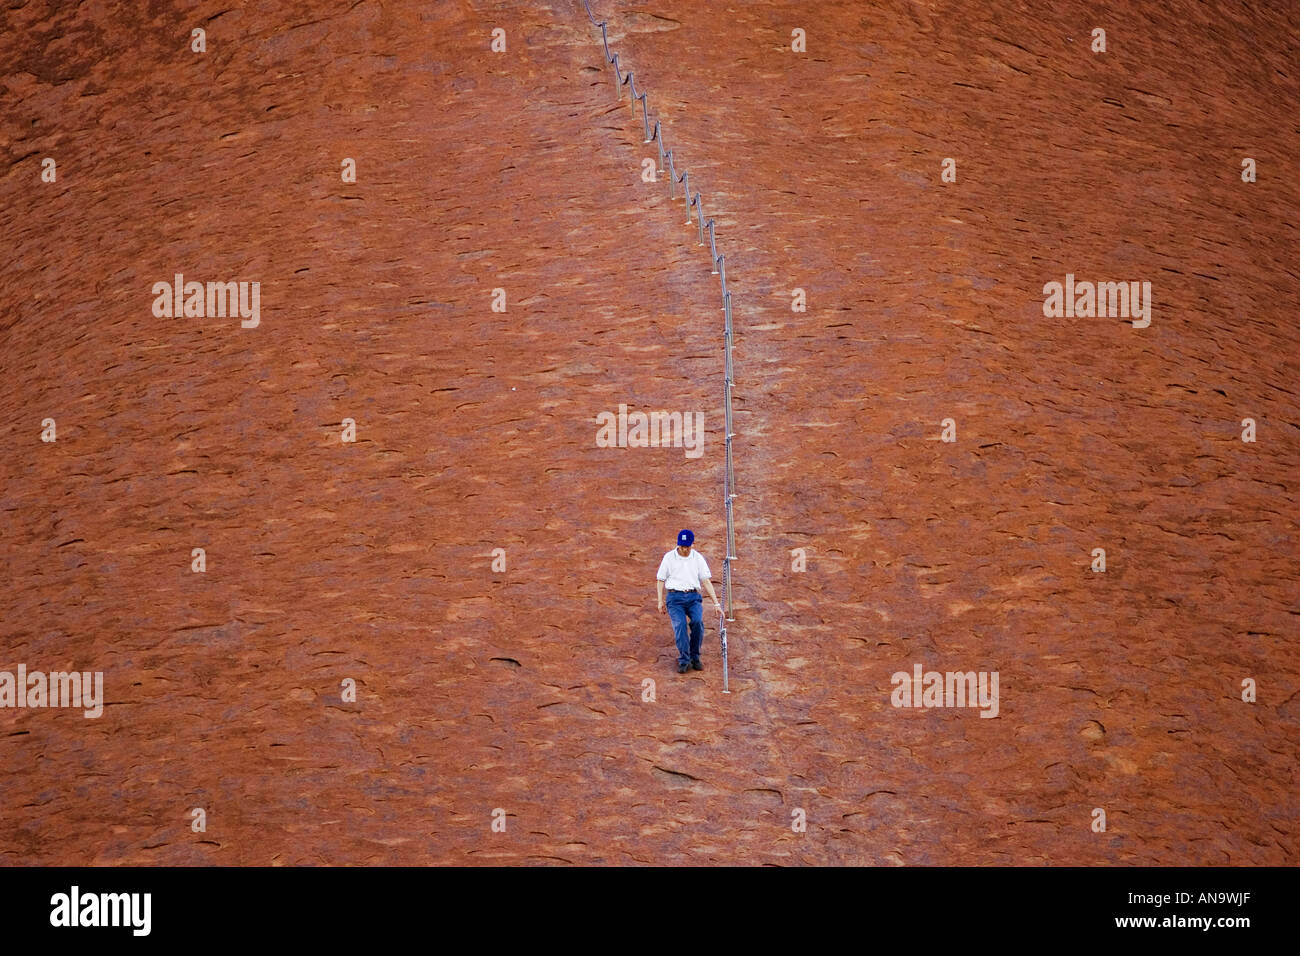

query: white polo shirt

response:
[657,548,711,592]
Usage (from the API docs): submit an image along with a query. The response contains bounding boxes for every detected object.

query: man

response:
[656,529,723,674]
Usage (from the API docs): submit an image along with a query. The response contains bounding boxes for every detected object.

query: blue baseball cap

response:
[677,529,694,547]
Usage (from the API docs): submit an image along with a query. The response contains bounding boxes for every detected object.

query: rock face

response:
[1,0,1295,865]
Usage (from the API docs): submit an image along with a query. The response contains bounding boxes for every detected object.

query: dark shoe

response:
[677,662,690,674]
[691,659,703,671]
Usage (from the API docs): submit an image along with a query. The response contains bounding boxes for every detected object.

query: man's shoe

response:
[691,659,703,671]
[677,662,690,674]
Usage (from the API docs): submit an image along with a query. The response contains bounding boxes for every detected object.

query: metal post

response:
[725,434,736,502]
[723,527,735,620]
[726,482,737,560]
[719,605,730,693]
[725,379,736,501]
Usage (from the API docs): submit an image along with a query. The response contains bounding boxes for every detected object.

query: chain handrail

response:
[584,0,736,693]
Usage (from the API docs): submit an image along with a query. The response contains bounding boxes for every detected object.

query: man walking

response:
[656,529,723,674]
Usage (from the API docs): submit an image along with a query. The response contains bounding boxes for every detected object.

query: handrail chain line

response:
[582,0,737,693]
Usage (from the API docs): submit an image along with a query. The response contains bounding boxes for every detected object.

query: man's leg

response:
[687,593,705,665]
[666,593,691,670]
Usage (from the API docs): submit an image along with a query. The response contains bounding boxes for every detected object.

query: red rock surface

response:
[1,0,1296,865]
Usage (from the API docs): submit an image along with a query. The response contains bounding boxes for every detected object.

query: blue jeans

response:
[666,589,704,666]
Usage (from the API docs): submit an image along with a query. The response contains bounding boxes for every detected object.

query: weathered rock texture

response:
[0,0,1295,864]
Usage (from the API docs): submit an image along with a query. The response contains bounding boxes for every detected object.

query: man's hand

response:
[658,602,666,614]
[713,600,723,614]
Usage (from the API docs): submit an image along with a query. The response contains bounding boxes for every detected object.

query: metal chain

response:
[583,1,736,693]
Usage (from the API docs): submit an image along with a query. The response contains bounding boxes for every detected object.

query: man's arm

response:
[656,552,670,613]
[700,575,722,613]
